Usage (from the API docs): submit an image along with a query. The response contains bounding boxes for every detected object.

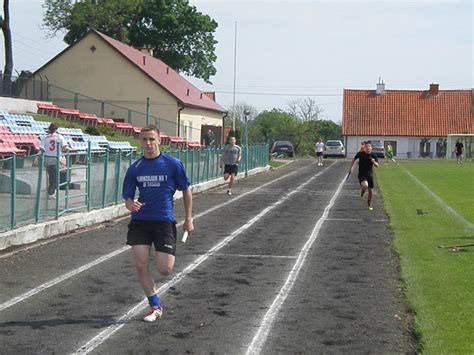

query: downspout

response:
[177,103,185,137]
[222,111,228,147]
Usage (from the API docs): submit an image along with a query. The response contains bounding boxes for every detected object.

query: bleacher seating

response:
[77,113,99,126]
[108,141,135,153]
[0,141,27,157]
[37,103,60,117]
[59,108,80,121]
[187,141,204,149]
[82,135,109,148]
[68,141,106,153]
[0,133,40,153]
[57,127,83,137]
[169,136,185,149]
[112,122,134,136]
[9,125,46,135]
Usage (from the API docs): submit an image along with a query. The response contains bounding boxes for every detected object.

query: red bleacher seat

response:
[0,141,27,156]
[59,108,80,121]
[169,136,185,149]
[0,126,10,133]
[101,118,115,126]
[37,103,60,117]
[77,113,98,126]
[186,141,204,149]
[114,122,134,136]
[159,132,170,146]
[0,133,40,154]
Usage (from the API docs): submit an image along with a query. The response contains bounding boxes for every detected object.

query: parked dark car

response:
[372,141,385,158]
[271,141,294,157]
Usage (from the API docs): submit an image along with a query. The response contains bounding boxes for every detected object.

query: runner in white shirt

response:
[315,138,325,166]
[40,123,72,198]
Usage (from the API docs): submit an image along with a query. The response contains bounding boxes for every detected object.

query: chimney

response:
[166,67,169,74]
[203,92,216,101]
[429,83,439,96]
[375,78,385,96]
[142,56,146,65]
[186,88,190,96]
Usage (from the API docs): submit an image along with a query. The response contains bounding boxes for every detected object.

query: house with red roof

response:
[342,82,473,158]
[30,30,226,143]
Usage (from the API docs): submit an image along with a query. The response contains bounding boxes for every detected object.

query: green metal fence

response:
[0,144,268,232]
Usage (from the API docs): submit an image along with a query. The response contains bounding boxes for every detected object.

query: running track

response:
[0,159,414,353]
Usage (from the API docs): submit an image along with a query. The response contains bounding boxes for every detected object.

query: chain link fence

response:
[0,144,269,232]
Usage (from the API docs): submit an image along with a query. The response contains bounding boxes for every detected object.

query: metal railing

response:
[0,144,269,232]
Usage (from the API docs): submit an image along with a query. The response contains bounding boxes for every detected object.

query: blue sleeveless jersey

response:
[122,153,190,222]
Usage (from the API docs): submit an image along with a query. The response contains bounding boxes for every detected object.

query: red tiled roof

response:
[342,89,473,137]
[95,31,225,113]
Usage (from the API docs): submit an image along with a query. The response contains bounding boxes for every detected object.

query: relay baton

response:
[181,230,189,243]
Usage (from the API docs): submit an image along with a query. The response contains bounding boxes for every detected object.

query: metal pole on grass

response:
[244,109,250,177]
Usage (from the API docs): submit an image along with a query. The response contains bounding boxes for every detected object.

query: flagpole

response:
[232,21,237,132]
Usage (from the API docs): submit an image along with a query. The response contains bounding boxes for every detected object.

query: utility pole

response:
[232,21,237,132]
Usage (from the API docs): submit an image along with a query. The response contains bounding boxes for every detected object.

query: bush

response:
[84,126,100,136]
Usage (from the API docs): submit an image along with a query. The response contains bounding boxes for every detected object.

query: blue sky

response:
[1,0,472,122]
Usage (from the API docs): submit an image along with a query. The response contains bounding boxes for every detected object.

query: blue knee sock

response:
[147,293,161,309]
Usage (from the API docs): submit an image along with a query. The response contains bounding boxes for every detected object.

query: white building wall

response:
[345,136,446,159]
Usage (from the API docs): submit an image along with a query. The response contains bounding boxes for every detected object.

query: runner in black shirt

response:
[347,141,379,210]
[454,139,463,164]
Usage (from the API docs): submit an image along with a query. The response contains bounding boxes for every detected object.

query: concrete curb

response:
[0,166,269,251]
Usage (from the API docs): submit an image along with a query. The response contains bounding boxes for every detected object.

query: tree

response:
[225,102,258,129]
[1,0,13,95]
[287,97,324,121]
[248,109,298,145]
[42,0,218,83]
[248,107,341,156]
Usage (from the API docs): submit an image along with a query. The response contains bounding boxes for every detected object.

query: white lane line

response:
[214,253,297,259]
[75,163,335,354]
[0,163,318,313]
[0,246,130,312]
[403,168,474,231]
[246,175,346,355]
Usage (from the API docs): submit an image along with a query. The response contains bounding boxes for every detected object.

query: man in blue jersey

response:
[123,125,194,322]
[347,141,379,211]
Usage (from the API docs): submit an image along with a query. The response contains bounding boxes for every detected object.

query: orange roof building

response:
[342,82,473,158]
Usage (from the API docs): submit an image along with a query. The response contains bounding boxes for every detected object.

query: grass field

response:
[377,160,474,353]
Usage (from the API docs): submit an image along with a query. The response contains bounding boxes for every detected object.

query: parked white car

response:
[323,140,345,157]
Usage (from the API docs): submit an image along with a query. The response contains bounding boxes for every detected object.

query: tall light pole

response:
[244,109,250,177]
[232,21,237,132]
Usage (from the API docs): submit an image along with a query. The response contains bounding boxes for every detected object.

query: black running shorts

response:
[127,220,177,255]
[316,152,323,157]
[358,174,374,189]
[224,164,238,175]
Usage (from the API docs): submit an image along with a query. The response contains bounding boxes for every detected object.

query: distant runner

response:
[347,141,379,210]
[220,136,241,196]
[455,139,463,164]
[315,138,325,166]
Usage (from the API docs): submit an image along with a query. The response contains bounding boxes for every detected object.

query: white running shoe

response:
[227,190,232,196]
[143,307,163,322]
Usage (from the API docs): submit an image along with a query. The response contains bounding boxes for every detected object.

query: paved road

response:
[0,159,415,354]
